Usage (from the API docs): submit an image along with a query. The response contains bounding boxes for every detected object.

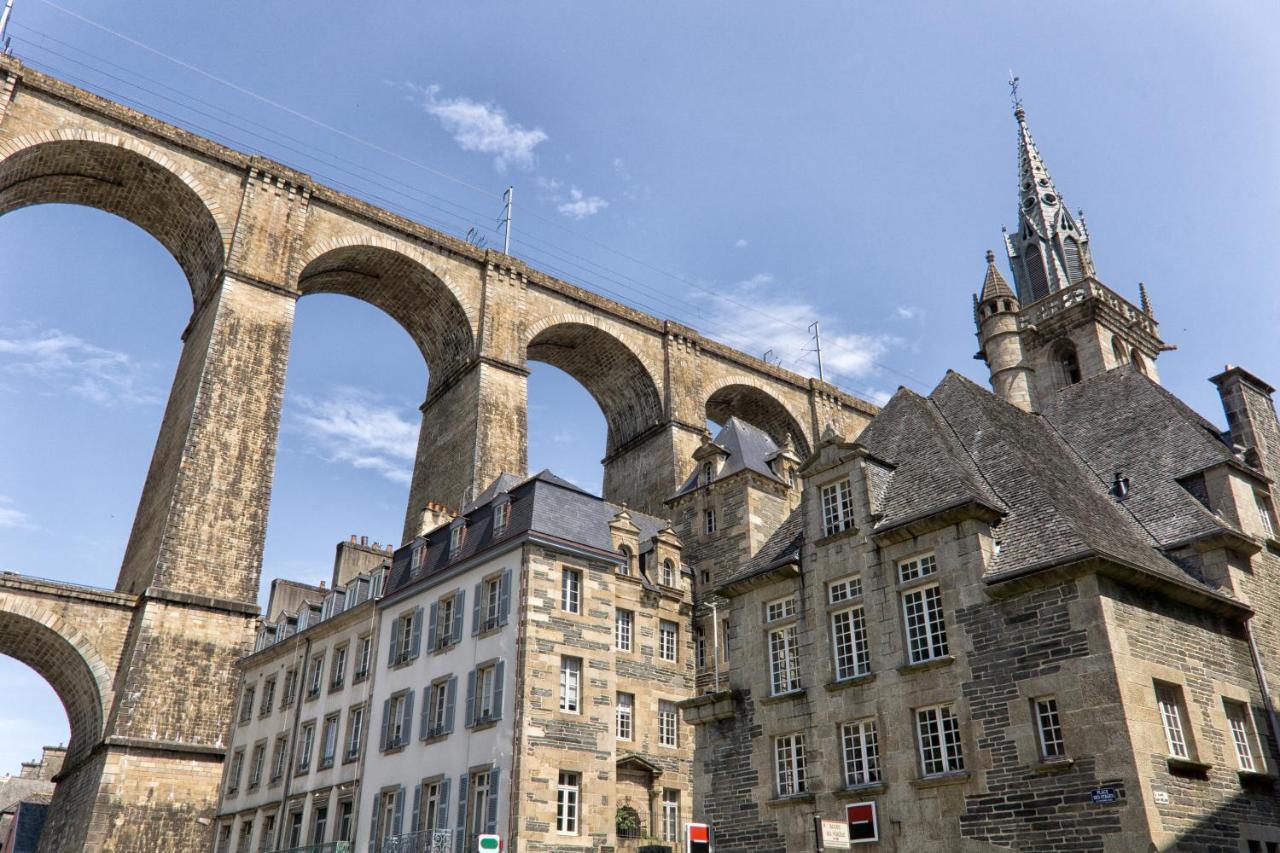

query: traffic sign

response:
[846,802,878,844]
[478,835,501,852]
[686,822,713,853]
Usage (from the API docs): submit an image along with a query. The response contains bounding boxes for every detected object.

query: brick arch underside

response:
[706,383,811,457]
[527,323,664,456]
[0,608,105,767]
[297,245,475,394]
[0,140,225,304]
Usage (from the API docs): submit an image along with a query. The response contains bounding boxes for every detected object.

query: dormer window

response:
[493,499,512,536]
[411,544,427,571]
[661,559,676,588]
[702,461,714,486]
[449,521,466,556]
[618,545,633,576]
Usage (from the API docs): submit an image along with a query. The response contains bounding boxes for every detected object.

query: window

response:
[902,584,948,664]
[1056,340,1082,386]
[560,656,582,713]
[287,808,304,848]
[330,645,347,690]
[345,705,365,761]
[354,635,372,681]
[384,692,412,750]
[226,748,244,795]
[774,733,807,796]
[282,668,297,708]
[411,543,427,570]
[1035,697,1065,761]
[493,500,511,535]
[769,624,801,695]
[704,508,717,534]
[449,522,466,555]
[1225,699,1258,772]
[831,605,870,681]
[661,789,680,842]
[336,799,354,841]
[216,823,232,853]
[425,676,456,738]
[435,595,457,650]
[257,814,276,853]
[561,568,581,614]
[270,735,287,783]
[722,618,731,662]
[1256,492,1277,539]
[695,628,706,668]
[307,653,324,698]
[766,595,797,622]
[237,820,254,853]
[615,609,633,652]
[659,620,678,662]
[1155,682,1190,759]
[702,460,714,485]
[477,573,506,633]
[556,771,580,834]
[616,692,634,740]
[898,553,938,583]
[468,769,493,838]
[249,742,266,789]
[618,544,632,576]
[659,700,679,747]
[471,661,502,724]
[828,575,862,603]
[320,714,339,769]
[296,722,315,773]
[377,789,400,847]
[259,677,276,716]
[418,779,447,832]
[916,705,965,777]
[841,719,881,787]
[239,685,255,724]
[820,478,855,536]
[310,804,328,845]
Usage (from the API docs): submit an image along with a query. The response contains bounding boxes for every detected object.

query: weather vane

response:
[1008,71,1022,111]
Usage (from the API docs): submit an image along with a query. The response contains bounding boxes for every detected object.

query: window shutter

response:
[444,675,457,734]
[464,669,476,728]
[454,775,469,853]
[472,582,483,635]
[411,783,421,835]
[452,589,466,644]
[499,570,512,625]
[486,767,500,833]
[380,699,391,751]
[402,690,415,746]
[387,621,399,666]
[439,777,451,827]
[409,607,423,660]
[368,793,380,853]
[393,786,405,835]
[427,603,439,653]
[493,660,505,721]
[420,685,432,739]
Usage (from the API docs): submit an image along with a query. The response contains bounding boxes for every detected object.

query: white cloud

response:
[612,158,631,182]
[735,238,749,249]
[699,274,897,383]
[895,305,922,320]
[402,83,547,171]
[0,326,161,406]
[0,496,32,529]
[557,188,609,220]
[287,388,418,485]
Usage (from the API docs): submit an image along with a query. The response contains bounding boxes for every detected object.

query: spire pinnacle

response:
[1139,282,1153,317]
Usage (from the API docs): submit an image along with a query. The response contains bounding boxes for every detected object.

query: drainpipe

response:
[710,602,722,692]
[1245,617,1280,762]
[275,634,312,850]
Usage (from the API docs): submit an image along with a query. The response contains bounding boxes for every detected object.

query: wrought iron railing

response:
[381,829,454,853]
[269,843,353,853]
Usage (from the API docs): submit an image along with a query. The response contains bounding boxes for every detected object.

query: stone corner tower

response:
[976,97,1171,411]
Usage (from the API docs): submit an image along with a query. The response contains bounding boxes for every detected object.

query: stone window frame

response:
[768,623,802,696]
[559,655,583,714]
[281,667,298,709]
[556,769,581,835]
[226,746,245,796]
[820,477,855,538]
[658,619,679,663]
[256,811,278,853]
[660,788,680,842]
[765,594,798,624]
[901,581,949,666]
[658,699,679,748]
[492,499,512,536]
[259,675,276,718]
[773,732,807,797]
[1032,696,1066,762]
[561,566,582,614]
[318,712,341,770]
[269,734,288,785]
[415,774,450,833]
[841,718,881,788]
[354,634,373,682]
[423,675,457,740]
[247,738,268,790]
[695,626,706,669]
[384,689,414,751]
[329,643,348,692]
[915,703,965,778]
[295,719,316,775]
[704,508,717,535]
[306,651,325,700]
[469,658,504,726]
[1223,698,1262,774]
[344,702,366,763]
[615,607,634,653]
[334,796,355,842]
[661,558,678,588]
[238,683,256,725]
[830,593,871,683]
[615,691,634,741]
[235,816,254,853]
[309,793,330,845]
[1153,680,1197,762]
[1255,489,1278,540]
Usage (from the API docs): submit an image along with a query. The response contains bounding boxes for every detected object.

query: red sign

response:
[687,822,712,853]
[846,802,878,843]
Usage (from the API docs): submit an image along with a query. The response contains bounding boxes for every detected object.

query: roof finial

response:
[1008,71,1024,120]
[985,248,995,265]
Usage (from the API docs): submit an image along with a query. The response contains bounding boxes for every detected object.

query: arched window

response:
[1111,336,1129,367]
[1063,236,1084,284]
[617,545,632,576]
[1023,244,1051,303]
[1132,349,1147,376]
[662,559,676,587]
[1055,341,1082,387]
[702,461,714,486]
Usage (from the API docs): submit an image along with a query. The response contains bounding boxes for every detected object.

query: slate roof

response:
[673,417,785,497]
[1042,365,1250,548]
[979,250,1016,302]
[386,470,667,599]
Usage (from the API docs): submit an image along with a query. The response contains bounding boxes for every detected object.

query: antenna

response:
[498,185,513,255]
[0,0,14,53]
[807,321,825,383]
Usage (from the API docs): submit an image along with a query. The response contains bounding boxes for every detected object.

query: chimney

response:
[415,501,456,537]
[360,535,368,547]
[1211,366,1280,481]
[350,534,357,543]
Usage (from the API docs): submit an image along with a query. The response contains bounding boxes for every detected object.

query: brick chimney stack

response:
[414,501,457,539]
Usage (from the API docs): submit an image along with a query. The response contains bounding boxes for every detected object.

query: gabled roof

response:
[672,417,786,498]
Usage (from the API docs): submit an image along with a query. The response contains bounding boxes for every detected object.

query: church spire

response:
[1004,96,1095,304]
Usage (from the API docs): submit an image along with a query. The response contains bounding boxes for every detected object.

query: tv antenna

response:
[498,185,513,255]
[0,0,15,54]
[807,321,825,382]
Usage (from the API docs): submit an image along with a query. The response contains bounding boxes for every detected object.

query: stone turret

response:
[974,249,1034,411]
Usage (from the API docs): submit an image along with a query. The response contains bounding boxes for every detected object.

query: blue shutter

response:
[368,793,380,853]
[427,603,439,653]
[411,783,421,834]
[498,570,512,626]
[392,786,404,835]
[452,590,466,644]
[379,699,391,751]
[493,660,505,721]
[444,675,457,734]
[472,582,483,635]
[454,774,469,853]
[464,669,476,728]
[409,607,423,660]
[387,620,399,665]
[439,777,451,828]
[402,690,415,746]
[420,685,432,740]
[486,767,500,833]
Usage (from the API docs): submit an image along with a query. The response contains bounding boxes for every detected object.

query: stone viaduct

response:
[0,54,876,850]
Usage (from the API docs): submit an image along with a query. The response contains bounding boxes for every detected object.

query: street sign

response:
[846,802,879,844]
[816,817,851,849]
[686,822,713,853]
[1089,787,1119,804]
[478,835,501,852]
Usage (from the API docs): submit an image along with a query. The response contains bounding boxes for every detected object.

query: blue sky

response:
[1,1,1276,772]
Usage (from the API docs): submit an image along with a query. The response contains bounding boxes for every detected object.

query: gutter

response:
[272,634,311,850]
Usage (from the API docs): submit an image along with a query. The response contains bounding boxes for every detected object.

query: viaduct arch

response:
[0,55,877,850]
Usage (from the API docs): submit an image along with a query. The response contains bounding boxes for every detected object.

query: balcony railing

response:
[269,843,353,853]
[381,829,454,853]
